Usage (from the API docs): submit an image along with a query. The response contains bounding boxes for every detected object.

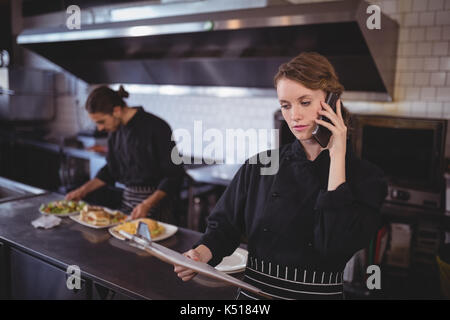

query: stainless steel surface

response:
[0,176,46,203]
[109,0,286,23]
[354,2,398,103]
[18,21,212,43]
[0,193,238,299]
[0,67,55,121]
[18,0,356,43]
[22,0,286,28]
[17,0,398,101]
[386,185,442,210]
[111,83,278,98]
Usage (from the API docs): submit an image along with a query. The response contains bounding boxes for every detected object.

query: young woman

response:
[66,85,184,222]
[174,52,388,300]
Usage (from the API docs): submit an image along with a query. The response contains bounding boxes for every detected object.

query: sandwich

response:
[80,205,113,226]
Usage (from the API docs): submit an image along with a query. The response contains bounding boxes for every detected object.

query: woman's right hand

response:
[174,245,212,282]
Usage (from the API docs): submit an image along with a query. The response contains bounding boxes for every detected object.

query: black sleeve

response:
[312,162,388,261]
[153,124,185,197]
[95,164,115,185]
[194,163,249,266]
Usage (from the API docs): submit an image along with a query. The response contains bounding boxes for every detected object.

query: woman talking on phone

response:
[174,52,388,300]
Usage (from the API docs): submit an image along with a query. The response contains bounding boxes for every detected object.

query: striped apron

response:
[236,255,344,300]
[120,186,174,223]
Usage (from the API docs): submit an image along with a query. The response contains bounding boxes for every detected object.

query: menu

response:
[118,230,269,298]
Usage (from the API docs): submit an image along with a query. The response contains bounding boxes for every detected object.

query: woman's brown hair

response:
[274,52,353,138]
[85,85,129,114]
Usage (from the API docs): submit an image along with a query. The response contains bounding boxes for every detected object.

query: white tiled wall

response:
[341,0,450,117]
[28,0,450,160]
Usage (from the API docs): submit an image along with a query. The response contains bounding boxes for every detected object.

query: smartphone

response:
[312,92,340,148]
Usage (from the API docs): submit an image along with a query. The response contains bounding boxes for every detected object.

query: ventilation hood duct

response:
[17,0,398,101]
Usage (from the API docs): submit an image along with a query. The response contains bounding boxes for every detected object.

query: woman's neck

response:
[300,138,325,161]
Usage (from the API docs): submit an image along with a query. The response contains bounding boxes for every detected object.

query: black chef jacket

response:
[196,139,388,271]
[96,107,184,197]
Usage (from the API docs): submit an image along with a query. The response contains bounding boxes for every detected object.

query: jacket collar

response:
[289,138,354,163]
[124,106,144,128]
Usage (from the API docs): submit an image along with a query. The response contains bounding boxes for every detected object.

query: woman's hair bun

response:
[117,85,129,99]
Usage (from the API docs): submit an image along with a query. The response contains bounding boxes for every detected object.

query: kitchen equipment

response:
[353,115,447,211]
[413,222,441,266]
[385,223,412,268]
[0,67,55,121]
[17,0,398,101]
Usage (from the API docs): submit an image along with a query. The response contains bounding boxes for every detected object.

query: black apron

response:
[120,186,174,223]
[236,255,344,300]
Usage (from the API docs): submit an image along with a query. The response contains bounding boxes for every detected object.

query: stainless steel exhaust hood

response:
[0,67,55,121]
[17,0,398,101]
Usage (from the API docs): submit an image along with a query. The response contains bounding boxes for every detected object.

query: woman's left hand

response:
[131,202,151,219]
[314,98,347,158]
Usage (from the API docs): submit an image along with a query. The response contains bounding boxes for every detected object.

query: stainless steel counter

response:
[0,192,239,299]
[0,176,46,203]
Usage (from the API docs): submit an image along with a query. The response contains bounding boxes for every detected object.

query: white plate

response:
[215,248,248,274]
[109,220,178,242]
[69,214,126,229]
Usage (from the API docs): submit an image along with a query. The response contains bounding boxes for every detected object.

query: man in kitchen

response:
[66,85,185,223]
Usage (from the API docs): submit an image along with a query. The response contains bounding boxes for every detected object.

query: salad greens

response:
[40,200,86,215]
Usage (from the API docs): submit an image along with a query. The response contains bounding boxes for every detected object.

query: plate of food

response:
[70,205,128,229]
[215,248,248,274]
[109,218,178,242]
[39,200,86,217]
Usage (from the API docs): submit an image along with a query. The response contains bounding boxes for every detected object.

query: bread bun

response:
[80,205,121,226]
